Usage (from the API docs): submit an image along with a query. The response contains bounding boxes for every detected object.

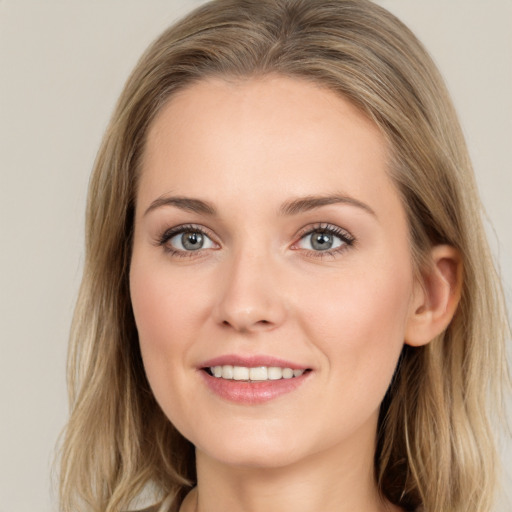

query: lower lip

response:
[200,370,310,404]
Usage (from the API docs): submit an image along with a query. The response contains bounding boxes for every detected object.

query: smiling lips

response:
[200,356,311,404]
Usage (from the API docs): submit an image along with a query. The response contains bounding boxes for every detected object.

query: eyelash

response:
[157,224,216,258]
[156,223,356,259]
[293,223,355,259]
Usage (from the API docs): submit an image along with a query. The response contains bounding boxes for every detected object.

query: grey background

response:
[0,1,510,511]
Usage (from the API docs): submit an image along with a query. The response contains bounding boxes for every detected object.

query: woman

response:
[58,1,510,511]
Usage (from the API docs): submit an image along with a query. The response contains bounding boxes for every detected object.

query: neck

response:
[181,414,400,512]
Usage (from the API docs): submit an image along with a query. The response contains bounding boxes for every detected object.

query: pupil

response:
[182,232,203,250]
[312,232,332,250]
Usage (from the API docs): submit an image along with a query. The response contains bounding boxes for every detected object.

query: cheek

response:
[130,252,206,348]
[130,270,177,352]
[300,261,413,396]
[129,257,209,434]
[129,254,198,392]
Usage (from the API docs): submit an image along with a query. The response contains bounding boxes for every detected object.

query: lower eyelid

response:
[303,244,351,259]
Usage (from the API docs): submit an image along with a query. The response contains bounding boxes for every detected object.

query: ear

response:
[405,245,463,347]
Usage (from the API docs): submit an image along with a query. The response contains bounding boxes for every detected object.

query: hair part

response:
[59,1,510,511]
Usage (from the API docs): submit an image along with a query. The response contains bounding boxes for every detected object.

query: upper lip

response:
[200,354,310,370]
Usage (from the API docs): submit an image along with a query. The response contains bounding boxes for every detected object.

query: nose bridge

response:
[214,240,286,332]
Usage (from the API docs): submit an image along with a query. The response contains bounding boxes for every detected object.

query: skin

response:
[130,75,460,512]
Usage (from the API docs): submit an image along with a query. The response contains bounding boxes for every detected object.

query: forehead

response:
[139,75,401,221]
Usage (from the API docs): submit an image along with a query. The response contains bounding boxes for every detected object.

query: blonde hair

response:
[59,1,510,511]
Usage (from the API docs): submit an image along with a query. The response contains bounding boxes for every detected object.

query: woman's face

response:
[130,76,420,469]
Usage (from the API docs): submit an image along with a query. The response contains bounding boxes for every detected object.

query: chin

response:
[201,444,305,470]
[192,424,319,470]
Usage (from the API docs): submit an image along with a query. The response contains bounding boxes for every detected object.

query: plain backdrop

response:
[0,1,511,511]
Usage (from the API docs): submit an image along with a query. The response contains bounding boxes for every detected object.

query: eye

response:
[294,225,354,253]
[169,229,215,251]
[158,225,217,255]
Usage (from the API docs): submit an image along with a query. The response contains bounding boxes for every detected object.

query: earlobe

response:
[405,245,463,347]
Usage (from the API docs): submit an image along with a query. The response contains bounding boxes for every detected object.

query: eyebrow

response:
[143,193,376,218]
[279,194,376,217]
[144,195,217,217]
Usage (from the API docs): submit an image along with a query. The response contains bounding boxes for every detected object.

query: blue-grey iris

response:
[182,232,203,250]
[311,232,333,250]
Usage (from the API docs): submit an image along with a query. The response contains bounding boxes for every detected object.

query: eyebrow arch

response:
[144,195,216,217]
[143,193,376,218]
[279,194,376,217]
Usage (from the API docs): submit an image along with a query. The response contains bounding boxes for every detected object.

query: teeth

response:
[222,365,234,379]
[209,365,306,381]
[249,367,268,381]
[233,366,249,381]
[282,368,294,379]
[268,366,283,380]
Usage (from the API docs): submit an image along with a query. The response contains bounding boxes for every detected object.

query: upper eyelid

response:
[160,223,215,240]
[295,223,354,240]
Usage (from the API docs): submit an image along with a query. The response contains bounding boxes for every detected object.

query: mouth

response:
[198,356,312,404]
[204,365,309,381]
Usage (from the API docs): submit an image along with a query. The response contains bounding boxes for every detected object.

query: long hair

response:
[58,1,510,511]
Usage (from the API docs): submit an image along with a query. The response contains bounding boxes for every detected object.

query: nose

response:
[212,248,287,333]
